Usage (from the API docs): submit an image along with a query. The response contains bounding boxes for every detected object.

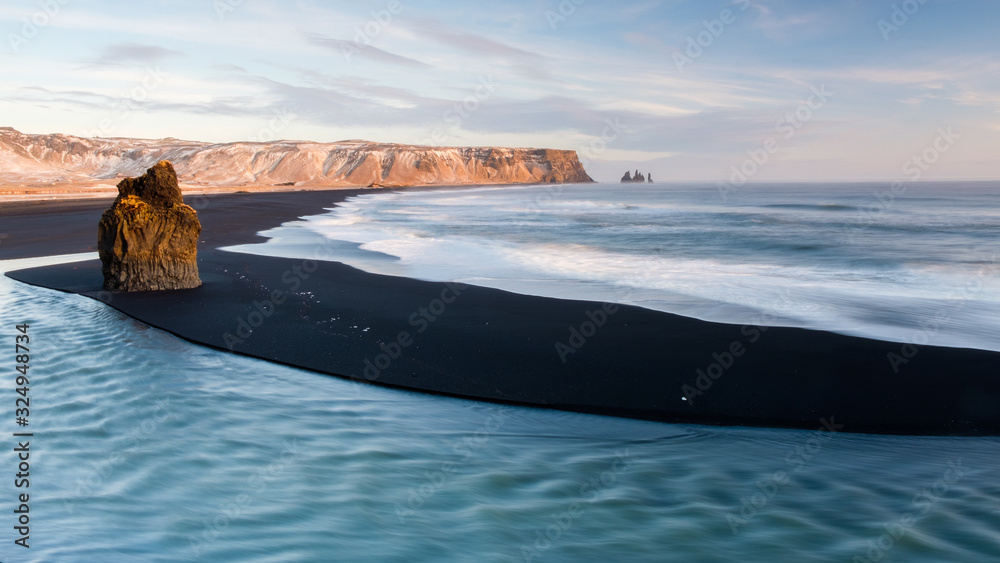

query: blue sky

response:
[2,0,998,182]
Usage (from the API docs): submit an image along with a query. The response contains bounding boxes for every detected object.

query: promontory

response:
[0,127,593,189]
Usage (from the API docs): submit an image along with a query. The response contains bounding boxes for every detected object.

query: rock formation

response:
[0,127,593,188]
[97,161,202,291]
[621,170,654,184]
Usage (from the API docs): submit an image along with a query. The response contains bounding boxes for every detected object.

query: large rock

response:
[98,161,201,291]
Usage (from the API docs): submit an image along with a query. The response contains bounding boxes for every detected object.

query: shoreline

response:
[0,173,599,204]
[5,190,1000,436]
[0,182,387,205]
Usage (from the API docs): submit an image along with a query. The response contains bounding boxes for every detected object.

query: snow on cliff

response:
[0,127,593,187]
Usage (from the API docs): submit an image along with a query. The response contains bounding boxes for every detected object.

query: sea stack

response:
[621,170,653,184]
[98,160,202,291]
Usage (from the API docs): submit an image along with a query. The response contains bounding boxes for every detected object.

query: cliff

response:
[0,127,593,187]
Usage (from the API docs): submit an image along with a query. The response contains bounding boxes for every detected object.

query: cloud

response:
[410,18,542,60]
[8,85,120,110]
[947,91,1000,110]
[213,63,248,74]
[93,42,185,65]
[295,70,441,110]
[245,76,434,127]
[2,0,997,180]
[405,18,552,81]
[422,94,786,154]
[307,34,431,68]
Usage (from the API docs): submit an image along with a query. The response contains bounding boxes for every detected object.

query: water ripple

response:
[2,259,999,562]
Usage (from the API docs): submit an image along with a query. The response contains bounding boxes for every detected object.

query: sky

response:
[1,0,998,183]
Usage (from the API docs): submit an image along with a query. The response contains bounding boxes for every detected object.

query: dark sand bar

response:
[4,190,999,435]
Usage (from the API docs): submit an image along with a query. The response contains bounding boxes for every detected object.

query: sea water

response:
[3,182,1000,562]
[225,182,1000,352]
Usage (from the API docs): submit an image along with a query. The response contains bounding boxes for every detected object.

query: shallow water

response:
[2,257,999,562]
[226,182,1000,351]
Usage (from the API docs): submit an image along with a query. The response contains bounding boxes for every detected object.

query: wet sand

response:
[4,190,1000,435]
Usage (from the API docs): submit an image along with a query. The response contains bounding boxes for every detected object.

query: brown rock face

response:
[0,127,594,188]
[116,158,185,207]
[98,161,201,291]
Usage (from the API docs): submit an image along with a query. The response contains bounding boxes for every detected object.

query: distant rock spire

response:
[622,170,654,184]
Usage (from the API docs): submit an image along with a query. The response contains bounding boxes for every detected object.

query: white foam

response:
[1,252,99,275]
[223,185,1000,352]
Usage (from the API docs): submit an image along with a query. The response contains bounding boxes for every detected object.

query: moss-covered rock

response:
[98,161,201,291]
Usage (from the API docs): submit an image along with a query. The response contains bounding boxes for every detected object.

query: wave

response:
[225,183,1000,352]
[757,203,858,211]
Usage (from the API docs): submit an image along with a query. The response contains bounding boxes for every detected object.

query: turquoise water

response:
[2,256,999,562]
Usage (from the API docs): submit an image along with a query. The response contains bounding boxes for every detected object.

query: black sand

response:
[4,190,999,435]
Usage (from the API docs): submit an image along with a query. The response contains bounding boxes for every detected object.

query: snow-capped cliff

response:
[0,127,593,187]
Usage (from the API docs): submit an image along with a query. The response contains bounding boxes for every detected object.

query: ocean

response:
[3,182,999,562]
[227,181,1000,352]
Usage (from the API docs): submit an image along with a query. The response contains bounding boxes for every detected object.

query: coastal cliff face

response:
[98,161,202,291]
[0,127,593,187]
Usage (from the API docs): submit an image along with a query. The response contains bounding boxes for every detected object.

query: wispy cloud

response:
[307,33,430,68]
[409,18,542,60]
[92,43,185,65]
[406,18,553,81]
[1,0,998,180]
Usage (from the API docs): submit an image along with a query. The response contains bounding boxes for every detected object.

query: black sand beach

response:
[4,190,999,435]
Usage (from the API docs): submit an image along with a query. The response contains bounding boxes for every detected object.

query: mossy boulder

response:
[98,161,201,291]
